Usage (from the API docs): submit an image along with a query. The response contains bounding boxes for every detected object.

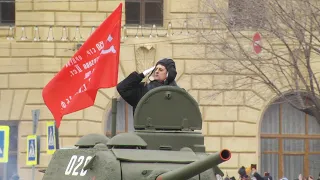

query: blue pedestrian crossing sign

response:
[26,135,38,166]
[46,121,56,154]
[0,126,10,163]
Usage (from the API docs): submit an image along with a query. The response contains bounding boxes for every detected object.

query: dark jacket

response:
[116,71,178,113]
[252,172,264,180]
[263,176,273,180]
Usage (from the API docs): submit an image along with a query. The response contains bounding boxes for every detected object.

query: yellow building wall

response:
[0,0,318,179]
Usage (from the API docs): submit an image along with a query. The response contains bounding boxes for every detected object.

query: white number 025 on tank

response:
[65,155,93,176]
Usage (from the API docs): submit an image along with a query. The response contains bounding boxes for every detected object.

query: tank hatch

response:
[107,132,147,149]
[75,133,110,148]
[134,86,202,130]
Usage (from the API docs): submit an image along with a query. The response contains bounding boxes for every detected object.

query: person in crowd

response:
[263,172,272,180]
[238,165,265,180]
[9,174,19,180]
[230,176,236,180]
[117,58,178,113]
[216,173,223,180]
[250,165,264,180]
[238,166,250,180]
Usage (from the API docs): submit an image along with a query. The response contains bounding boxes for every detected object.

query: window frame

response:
[227,0,266,30]
[105,98,133,137]
[260,102,320,178]
[0,0,15,26]
[125,0,164,26]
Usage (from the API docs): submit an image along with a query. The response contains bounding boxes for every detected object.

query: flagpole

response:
[111,97,117,137]
[31,109,39,180]
[55,122,60,149]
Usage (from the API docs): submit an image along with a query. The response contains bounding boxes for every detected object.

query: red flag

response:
[42,3,122,128]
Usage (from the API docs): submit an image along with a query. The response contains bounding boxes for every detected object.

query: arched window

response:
[260,98,320,179]
[104,97,134,136]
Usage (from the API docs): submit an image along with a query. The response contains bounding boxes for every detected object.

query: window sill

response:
[0,25,14,38]
[0,25,14,29]
[124,24,167,30]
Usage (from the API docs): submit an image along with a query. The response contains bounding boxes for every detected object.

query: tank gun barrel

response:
[156,149,231,180]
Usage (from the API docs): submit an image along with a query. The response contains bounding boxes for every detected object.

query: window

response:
[260,98,320,180]
[105,97,134,137]
[0,0,15,25]
[0,121,19,180]
[228,0,266,29]
[125,0,163,26]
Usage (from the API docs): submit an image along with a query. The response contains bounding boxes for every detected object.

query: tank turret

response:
[42,86,231,180]
[133,86,205,152]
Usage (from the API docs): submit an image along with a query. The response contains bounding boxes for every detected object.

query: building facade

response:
[0,0,319,179]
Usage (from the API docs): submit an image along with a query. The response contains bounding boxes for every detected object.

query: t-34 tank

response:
[42,86,231,180]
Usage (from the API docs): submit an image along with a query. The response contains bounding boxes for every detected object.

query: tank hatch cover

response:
[107,132,147,148]
[75,133,110,147]
[134,86,202,130]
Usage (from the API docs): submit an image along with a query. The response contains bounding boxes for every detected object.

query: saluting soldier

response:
[117,58,178,113]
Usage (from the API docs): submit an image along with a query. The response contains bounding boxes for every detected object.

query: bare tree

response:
[194,0,320,123]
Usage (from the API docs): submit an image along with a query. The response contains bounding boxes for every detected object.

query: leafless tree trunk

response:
[195,0,320,123]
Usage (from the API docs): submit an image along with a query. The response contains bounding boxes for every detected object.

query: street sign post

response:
[29,109,40,180]
[0,126,10,163]
[253,32,262,54]
[32,109,40,134]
